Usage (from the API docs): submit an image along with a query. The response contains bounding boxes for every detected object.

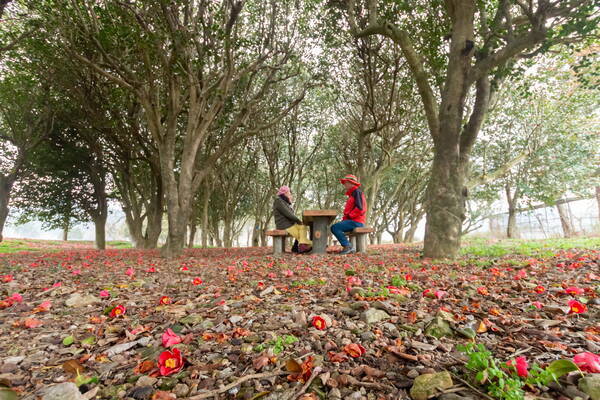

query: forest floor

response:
[0,237,599,400]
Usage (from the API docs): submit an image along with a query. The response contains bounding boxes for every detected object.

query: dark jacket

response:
[342,186,367,223]
[273,195,302,229]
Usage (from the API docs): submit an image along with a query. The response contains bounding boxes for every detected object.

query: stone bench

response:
[265,230,289,255]
[347,227,374,253]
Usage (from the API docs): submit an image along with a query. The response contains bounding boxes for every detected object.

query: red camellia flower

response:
[422,288,434,298]
[312,316,327,330]
[109,305,126,318]
[506,356,529,377]
[477,287,489,296]
[568,299,587,314]
[346,276,362,286]
[158,348,184,376]
[193,277,203,286]
[534,285,545,294]
[404,273,413,281]
[343,343,366,358]
[564,286,584,295]
[146,267,157,273]
[159,296,172,305]
[514,270,527,280]
[162,328,182,348]
[573,352,600,373]
[125,268,135,277]
[2,274,14,283]
[531,301,543,309]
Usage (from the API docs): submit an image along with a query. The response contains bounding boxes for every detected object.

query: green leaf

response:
[546,360,579,379]
[81,336,96,345]
[62,335,75,346]
[75,374,99,387]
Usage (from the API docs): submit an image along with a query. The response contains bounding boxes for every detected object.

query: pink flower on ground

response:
[71,269,81,275]
[514,270,527,280]
[37,301,52,312]
[284,269,294,277]
[125,268,135,277]
[53,282,62,287]
[8,293,23,303]
[347,276,362,286]
[564,286,584,295]
[99,290,110,298]
[146,267,157,273]
[531,301,543,309]
[434,290,448,299]
[507,356,529,377]
[162,328,182,348]
[573,352,600,373]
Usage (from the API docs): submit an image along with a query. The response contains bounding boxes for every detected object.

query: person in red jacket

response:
[331,174,367,254]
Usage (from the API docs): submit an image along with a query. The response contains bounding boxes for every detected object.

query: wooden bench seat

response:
[347,227,374,253]
[266,230,290,255]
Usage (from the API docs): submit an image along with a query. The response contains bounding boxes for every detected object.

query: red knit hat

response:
[340,174,361,186]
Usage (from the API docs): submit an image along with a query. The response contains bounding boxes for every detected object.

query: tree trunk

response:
[223,218,233,248]
[403,222,418,243]
[556,201,574,238]
[507,207,518,239]
[0,177,11,243]
[252,220,260,247]
[423,146,467,258]
[62,221,69,241]
[392,231,402,244]
[94,213,107,250]
[187,222,197,248]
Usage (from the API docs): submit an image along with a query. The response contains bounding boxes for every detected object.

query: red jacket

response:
[343,186,367,223]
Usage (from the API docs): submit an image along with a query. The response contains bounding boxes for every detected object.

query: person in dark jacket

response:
[273,186,312,253]
[331,174,367,254]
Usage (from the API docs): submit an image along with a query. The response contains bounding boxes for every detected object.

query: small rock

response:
[579,374,600,400]
[425,317,453,339]
[106,340,141,357]
[329,388,342,399]
[360,331,376,342]
[372,301,394,313]
[39,383,85,400]
[410,340,437,352]
[407,369,419,379]
[360,308,390,324]
[409,371,453,400]
[440,394,474,400]
[128,386,154,400]
[259,286,275,297]
[345,391,362,400]
[3,357,24,364]
[65,293,99,308]
[230,315,243,324]
[456,327,476,339]
[348,288,363,297]
[562,385,589,400]
[383,323,401,338]
[136,375,157,387]
[173,384,190,397]
[0,363,17,374]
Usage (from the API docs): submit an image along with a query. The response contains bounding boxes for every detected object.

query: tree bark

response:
[0,178,10,243]
[62,221,69,241]
[223,218,233,248]
[94,213,107,250]
[556,201,575,238]
[403,222,419,243]
[187,222,197,248]
[506,185,520,239]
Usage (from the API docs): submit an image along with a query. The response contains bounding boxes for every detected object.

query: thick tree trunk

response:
[556,201,574,238]
[187,222,197,248]
[403,222,418,243]
[251,220,261,247]
[0,178,11,243]
[223,218,233,248]
[62,222,69,241]
[423,146,466,258]
[506,207,518,239]
[392,231,402,244]
[94,213,107,250]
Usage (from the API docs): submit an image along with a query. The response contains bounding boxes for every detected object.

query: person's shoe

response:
[339,246,356,255]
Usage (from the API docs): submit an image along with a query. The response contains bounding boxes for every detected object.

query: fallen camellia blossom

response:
[159,296,172,305]
[109,305,126,318]
[162,328,182,348]
[8,293,23,303]
[2,274,14,283]
[531,301,544,309]
[568,299,587,314]
[33,301,52,312]
[343,343,366,358]
[312,315,326,330]
[573,352,600,373]
[125,268,135,277]
[507,356,529,377]
[99,290,110,298]
[158,348,184,376]
[477,286,489,296]
[192,277,203,285]
[146,267,157,273]
[434,290,448,299]
[534,285,545,294]
[347,276,362,286]
[564,286,585,295]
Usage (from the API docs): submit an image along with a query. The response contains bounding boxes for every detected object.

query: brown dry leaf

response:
[407,311,417,323]
[299,394,318,400]
[134,360,156,374]
[286,359,302,373]
[62,359,84,375]
[477,321,488,333]
[151,392,176,400]
[253,354,270,371]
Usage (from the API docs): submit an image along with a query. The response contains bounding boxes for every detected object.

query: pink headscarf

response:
[277,185,291,196]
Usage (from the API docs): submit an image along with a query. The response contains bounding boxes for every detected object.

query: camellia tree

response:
[342,0,598,257]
